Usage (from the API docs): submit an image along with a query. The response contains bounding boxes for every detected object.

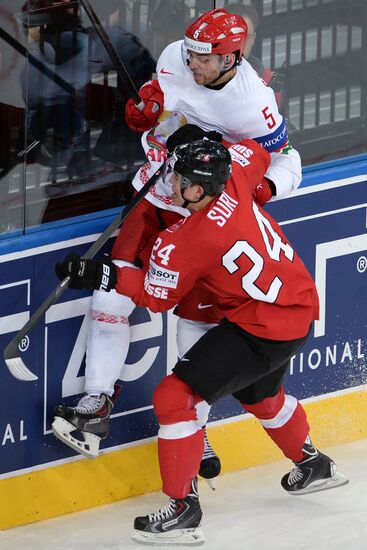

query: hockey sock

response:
[158,430,204,499]
[153,374,204,498]
[85,288,135,395]
[243,387,309,462]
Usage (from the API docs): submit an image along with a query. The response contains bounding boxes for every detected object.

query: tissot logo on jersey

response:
[148,260,179,288]
[207,191,238,227]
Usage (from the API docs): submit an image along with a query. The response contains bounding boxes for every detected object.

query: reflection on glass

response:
[0,0,367,238]
[0,4,27,237]
[20,0,156,228]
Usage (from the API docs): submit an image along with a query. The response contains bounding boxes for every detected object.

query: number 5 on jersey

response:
[262,106,276,129]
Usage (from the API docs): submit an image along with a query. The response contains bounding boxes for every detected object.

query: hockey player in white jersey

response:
[126,8,301,199]
[52,9,301,484]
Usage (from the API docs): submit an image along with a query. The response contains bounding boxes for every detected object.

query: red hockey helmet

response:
[184,8,248,58]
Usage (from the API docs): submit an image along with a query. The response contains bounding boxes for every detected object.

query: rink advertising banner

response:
[0,174,366,480]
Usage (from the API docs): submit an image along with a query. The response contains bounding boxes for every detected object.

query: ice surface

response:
[1,439,366,549]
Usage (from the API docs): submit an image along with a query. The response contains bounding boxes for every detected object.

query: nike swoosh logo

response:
[197,303,213,309]
[160,68,175,75]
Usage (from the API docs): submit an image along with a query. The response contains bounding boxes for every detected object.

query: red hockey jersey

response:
[117,139,319,340]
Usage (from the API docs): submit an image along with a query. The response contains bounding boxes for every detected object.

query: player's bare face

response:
[188,52,232,86]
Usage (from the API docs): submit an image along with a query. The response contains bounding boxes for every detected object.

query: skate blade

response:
[288,471,349,496]
[131,527,205,546]
[204,477,216,491]
[52,417,101,458]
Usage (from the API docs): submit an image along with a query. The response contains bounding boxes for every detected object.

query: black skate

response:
[198,428,221,490]
[281,438,349,495]
[132,478,204,546]
[52,384,122,458]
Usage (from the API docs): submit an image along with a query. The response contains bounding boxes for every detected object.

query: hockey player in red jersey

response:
[52,8,301,484]
[56,138,348,545]
[52,125,272,482]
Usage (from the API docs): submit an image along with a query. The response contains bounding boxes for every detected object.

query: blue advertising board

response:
[0,174,366,479]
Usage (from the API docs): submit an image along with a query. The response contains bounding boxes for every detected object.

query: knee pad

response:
[195,400,211,427]
[154,374,202,425]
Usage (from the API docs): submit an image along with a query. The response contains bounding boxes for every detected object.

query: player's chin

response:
[192,73,205,85]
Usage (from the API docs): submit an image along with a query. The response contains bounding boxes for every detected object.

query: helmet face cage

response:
[184,8,248,60]
[163,153,195,193]
[162,154,177,189]
[180,175,194,191]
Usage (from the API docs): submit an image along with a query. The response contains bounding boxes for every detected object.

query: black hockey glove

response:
[55,253,117,292]
[166,124,222,153]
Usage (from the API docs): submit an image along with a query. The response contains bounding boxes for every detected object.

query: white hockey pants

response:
[176,317,218,427]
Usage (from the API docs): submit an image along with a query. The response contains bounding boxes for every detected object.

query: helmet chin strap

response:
[207,54,237,86]
[180,188,207,209]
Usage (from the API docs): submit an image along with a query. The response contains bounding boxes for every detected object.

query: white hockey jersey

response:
[132,40,301,213]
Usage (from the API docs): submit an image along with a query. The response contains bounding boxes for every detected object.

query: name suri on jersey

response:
[205,143,253,227]
[207,191,238,227]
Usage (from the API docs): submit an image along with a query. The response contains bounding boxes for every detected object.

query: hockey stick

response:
[3,0,153,381]
[79,0,143,107]
[3,165,163,382]
[0,140,40,182]
[0,26,75,95]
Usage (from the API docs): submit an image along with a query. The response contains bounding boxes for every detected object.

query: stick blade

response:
[4,357,38,382]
